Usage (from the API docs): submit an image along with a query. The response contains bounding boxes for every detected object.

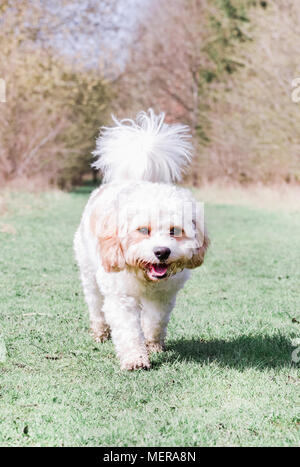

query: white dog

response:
[74,109,209,370]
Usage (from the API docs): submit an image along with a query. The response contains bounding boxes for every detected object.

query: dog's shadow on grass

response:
[153,334,295,370]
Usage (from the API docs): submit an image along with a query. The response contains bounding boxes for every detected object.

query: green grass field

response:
[0,187,299,447]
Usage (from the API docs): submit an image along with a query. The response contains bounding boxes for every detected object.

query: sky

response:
[42,0,146,71]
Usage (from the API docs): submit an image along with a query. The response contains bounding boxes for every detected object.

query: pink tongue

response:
[150,264,168,276]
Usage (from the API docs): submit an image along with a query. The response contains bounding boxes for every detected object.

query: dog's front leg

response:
[141,296,176,353]
[102,295,150,370]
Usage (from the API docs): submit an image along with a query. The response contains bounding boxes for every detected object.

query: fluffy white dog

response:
[74,109,209,370]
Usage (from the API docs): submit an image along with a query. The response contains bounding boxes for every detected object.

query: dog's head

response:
[91,183,209,281]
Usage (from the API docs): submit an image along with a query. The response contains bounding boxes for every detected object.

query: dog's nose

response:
[153,246,171,261]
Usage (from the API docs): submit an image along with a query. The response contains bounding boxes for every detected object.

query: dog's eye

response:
[138,227,150,235]
[170,227,183,237]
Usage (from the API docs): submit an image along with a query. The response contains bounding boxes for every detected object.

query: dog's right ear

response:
[90,195,125,273]
[186,227,210,269]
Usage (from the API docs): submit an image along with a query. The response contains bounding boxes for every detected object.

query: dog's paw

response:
[120,354,151,371]
[90,325,110,343]
[146,342,165,353]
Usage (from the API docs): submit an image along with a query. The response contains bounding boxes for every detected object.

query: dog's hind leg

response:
[74,230,110,343]
[81,271,110,343]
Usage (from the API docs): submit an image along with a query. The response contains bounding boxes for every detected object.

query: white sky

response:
[42,0,146,71]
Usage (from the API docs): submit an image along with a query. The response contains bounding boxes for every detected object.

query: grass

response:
[0,185,299,447]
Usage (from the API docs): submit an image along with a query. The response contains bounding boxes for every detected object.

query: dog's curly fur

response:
[74,109,209,370]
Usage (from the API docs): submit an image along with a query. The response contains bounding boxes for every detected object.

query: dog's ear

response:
[185,225,210,269]
[98,228,125,272]
[90,197,125,273]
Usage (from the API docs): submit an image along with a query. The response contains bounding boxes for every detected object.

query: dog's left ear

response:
[186,225,210,269]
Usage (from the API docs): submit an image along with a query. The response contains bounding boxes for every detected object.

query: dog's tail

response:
[92,109,193,183]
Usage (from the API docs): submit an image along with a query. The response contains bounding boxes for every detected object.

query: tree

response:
[0,1,117,187]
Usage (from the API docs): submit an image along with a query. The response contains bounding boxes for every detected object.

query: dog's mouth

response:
[146,263,169,281]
